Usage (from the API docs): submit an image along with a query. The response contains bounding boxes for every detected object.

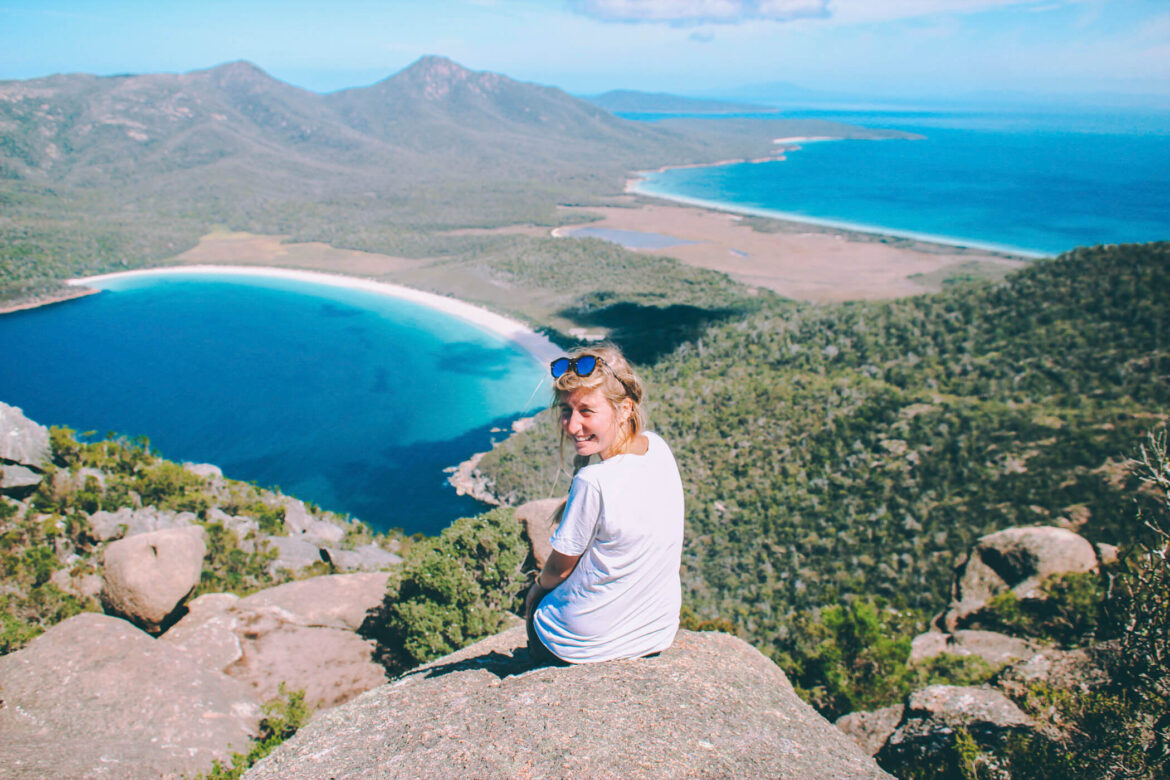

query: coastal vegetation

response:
[0,427,406,654]
[479,242,1169,739]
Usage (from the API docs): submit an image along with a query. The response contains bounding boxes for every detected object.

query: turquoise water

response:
[0,273,549,535]
[628,109,1170,256]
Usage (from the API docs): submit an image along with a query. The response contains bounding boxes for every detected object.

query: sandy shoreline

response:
[556,200,1030,302]
[67,265,562,365]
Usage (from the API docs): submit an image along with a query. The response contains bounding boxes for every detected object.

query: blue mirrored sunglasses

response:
[550,355,602,379]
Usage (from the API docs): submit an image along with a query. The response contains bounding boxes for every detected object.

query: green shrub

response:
[198,685,312,780]
[978,569,1107,647]
[362,507,528,673]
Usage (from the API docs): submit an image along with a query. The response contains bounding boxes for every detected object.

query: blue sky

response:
[1,0,1167,105]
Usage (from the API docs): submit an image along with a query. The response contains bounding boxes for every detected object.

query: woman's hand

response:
[526,550,582,618]
[525,581,547,618]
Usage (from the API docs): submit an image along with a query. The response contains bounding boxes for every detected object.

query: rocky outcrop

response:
[515,496,566,568]
[993,645,1112,700]
[909,629,1044,667]
[245,627,892,780]
[836,704,905,757]
[161,573,391,709]
[877,685,1034,767]
[281,497,346,546]
[101,524,207,631]
[0,612,261,780]
[942,525,1098,631]
[0,402,50,469]
[0,402,50,497]
[89,505,198,541]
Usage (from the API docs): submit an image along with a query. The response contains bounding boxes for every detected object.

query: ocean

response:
[626,107,1170,257]
[0,272,549,535]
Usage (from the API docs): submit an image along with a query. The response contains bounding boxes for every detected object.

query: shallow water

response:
[0,272,549,534]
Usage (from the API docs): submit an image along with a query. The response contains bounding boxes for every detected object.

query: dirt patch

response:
[556,203,1028,302]
[171,232,427,276]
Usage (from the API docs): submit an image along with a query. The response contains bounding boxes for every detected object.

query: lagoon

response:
[0,269,554,535]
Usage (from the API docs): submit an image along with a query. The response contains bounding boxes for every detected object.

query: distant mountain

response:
[322,56,677,171]
[0,57,719,192]
[583,90,778,115]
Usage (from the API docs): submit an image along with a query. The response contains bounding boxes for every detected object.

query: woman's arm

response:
[525,550,581,616]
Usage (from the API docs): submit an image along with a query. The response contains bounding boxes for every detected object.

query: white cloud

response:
[567,0,828,25]
[827,0,1093,25]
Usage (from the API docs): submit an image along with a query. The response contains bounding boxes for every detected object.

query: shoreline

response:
[628,181,1050,259]
[66,265,563,365]
[624,150,1050,260]
[0,286,103,315]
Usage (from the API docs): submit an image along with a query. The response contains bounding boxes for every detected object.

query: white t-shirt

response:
[532,431,685,663]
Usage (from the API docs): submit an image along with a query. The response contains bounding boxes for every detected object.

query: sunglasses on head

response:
[550,355,605,379]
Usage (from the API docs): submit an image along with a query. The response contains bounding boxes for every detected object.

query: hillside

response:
[477,241,1169,656]
[0,57,915,307]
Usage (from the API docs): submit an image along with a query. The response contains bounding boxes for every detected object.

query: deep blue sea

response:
[0,272,549,535]
[626,107,1170,256]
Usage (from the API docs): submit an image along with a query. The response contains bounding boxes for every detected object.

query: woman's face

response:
[559,387,627,460]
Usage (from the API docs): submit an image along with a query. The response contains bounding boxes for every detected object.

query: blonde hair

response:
[553,343,647,467]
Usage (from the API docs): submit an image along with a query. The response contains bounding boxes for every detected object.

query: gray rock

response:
[223,610,387,710]
[515,496,566,568]
[236,572,390,630]
[995,645,1112,699]
[282,497,345,546]
[161,574,392,710]
[324,543,403,571]
[878,685,1033,767]
[207,507,260,549]
[161,593,246,671]
[245,627,892,780]
[0,612,260,780]
[101,525,207,631]
[943,526,1098,631]
[263,534,326,574]
[88,505,196,541]
[0,463,42,493]
[908,631,949,663]
[910,629,1043,667]
[49,566,103,601]
[0,402,50,469]
[184,461,224,482]
[836,704,905,756]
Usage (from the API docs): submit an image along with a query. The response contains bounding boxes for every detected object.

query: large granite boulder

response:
[161,573,391,709]
[515,496,566,568]
[877,685,1034,768]
[0,402,50,468]
[0,402,50,496]
[0,612,261,779]
[244,627,892,780]
[942,526,1098,631]
[101,524,207,631]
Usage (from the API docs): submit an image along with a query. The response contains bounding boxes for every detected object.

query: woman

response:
[525,344,685,664]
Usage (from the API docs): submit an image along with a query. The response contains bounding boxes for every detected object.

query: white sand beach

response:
[67,265,562,365]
